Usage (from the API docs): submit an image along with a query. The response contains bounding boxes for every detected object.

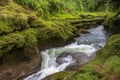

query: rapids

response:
[24,25,107,80]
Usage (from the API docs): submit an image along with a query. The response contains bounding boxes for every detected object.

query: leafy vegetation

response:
[100,34,120,58]
[13,0,116,20]
[104,9,120,34]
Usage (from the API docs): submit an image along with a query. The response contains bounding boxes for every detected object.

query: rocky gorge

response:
[0,0,120,80]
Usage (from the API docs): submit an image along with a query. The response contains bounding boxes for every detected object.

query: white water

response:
[24,25,107,80]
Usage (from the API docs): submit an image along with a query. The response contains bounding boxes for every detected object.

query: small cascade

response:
[24,25,107,80]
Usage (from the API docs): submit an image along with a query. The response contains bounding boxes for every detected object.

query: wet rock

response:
[65,53,96,71]
[79,29,89,34]
[56,52,96,66]
[0,46,41,80]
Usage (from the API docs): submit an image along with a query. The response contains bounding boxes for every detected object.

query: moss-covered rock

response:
[104,10,120,34]
[0,11,29,30]
[45,71,75,80]
[71,56,120,80]
[99,34,120,58]
[0,20,13,34]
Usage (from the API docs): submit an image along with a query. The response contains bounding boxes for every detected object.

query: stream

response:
[24,25,107,80]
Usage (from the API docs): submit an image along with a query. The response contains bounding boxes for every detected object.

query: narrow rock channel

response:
[24,25,107,80]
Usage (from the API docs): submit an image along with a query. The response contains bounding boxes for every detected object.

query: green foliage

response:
[0,32,26,56]
[50,71,75,80]
[0,28,37,56]
[14,0,112,20]
[105,56,120,75]
[100,34,120,58]
[0,0,79,56]
[0,22,76,56]
[14,0,61,19]
[82,0,95,12]
[0,20,13,34]
[21,28,38,48]
[0,11,29,30]
[74,72,99,80]
[0,0,108,59]
[43,21,76,40]
[30,19,46,27]
[73,56,120,80]
[104,10,120,34]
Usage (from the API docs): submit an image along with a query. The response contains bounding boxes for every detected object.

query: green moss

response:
[0,22,76,56]
[7,33,26,48]
[0,32,26,56]
[0,20,13,34]
[35,21,76,41]
[50,71,75,80]
[99,34,120,58]
[30,19,46,27]
[104,10,120,34]
[74,56,120,80]
[105,56,120,75]
[13,0,112,20]
[78,12,108,19]
[21,28,38,48]
[74,72,99,80]
[50,14,76,21]
[0,11,29,31]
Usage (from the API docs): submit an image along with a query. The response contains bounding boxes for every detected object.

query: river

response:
[24,25,107,80]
